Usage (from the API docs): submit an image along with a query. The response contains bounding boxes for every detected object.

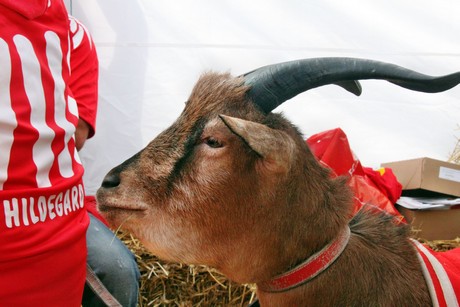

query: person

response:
[68,15,140,307]
[0,2,139,305]
[0,1,89,305]
[83,202,141,307]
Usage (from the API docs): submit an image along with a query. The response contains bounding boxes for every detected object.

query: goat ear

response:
[219,114,295,173]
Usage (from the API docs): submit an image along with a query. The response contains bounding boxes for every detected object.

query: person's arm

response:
[75,118,91,151]
[68,16,99,150]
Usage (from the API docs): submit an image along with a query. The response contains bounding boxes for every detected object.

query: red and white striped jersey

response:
[0,1,94,305]
[0,1,84,190]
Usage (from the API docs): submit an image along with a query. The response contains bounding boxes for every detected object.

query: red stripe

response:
[1,20,78,189]
[414,242,448,307]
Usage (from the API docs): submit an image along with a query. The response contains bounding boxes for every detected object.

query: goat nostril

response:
[101,172,121,188]
[100,151,139,189]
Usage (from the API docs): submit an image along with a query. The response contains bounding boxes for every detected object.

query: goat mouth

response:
[97,201,148,213]
[98,205,147,213]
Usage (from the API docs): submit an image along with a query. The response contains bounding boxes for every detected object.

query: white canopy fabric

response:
[66,0,460,195]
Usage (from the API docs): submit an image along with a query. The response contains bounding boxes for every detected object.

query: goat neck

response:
[257,225,351,292]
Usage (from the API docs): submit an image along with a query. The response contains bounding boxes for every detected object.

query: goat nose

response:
[100,151,140,189]
[101,171,121,188]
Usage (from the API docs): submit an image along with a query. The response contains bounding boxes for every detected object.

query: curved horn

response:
[243,57,460,113]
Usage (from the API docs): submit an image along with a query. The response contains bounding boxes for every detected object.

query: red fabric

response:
[0,178,89,306]
[307,128,403,219]
[0,0,48,19]
[86,195,110,226]
[0,2,81,189]
[412,240,460,306]
[307,127,363,177]
[68,15,99,138]
[432,248,460,305]
[0,1,90,306]
[363,167,402,204]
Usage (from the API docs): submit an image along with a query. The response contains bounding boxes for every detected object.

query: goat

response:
[97,58,460,306]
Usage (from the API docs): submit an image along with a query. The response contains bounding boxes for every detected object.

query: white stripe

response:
[74,146,82,165]
[69,16,93,50]
[67,95,79,117]
[412,239,440,307]
[70,19,84,49]
[14,35,54,188]
[68,96,82,166]
[45,31,75,179]
[413,239,459,307]
[0,39,17,189]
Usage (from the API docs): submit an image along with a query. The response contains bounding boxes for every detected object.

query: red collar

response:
[258,226,351,292]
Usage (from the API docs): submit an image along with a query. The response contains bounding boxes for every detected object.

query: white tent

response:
[66,0,460,195]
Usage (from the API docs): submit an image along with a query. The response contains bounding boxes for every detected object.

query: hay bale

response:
[418,237,460,252]
[117,230,460,306]
[117,231,257,306]
[448,126,460,165]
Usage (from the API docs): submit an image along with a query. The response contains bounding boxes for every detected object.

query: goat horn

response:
[243,57,460,113]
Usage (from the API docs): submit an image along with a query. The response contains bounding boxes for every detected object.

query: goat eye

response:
[204,137,222,148]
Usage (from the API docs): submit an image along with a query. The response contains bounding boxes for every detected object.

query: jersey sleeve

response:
[68,16,99,138]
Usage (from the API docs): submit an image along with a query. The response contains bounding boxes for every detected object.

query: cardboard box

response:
[396,205,460,240]
[382,157,460,240]
[381,157,460,197]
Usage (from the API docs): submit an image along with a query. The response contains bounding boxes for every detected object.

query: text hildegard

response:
[2,184,84,228]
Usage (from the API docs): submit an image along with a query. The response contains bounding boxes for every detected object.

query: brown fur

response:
[97,72,431,306]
